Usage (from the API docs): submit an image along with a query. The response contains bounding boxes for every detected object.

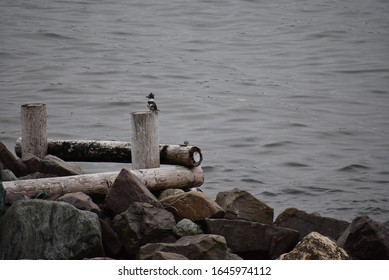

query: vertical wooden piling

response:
[21,103,48,159]
[130,111,160,169]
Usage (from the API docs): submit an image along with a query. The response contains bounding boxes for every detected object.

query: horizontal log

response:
[15,138,203,167]
[2,166,204,204]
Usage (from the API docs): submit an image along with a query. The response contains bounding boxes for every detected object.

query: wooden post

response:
[21,103,48,159]
[130,112,160,169]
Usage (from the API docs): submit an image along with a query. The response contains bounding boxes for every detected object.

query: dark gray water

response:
[1,0,389,223]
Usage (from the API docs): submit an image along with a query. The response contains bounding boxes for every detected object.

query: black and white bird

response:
[146,92,159,113]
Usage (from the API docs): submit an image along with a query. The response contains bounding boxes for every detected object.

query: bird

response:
[146,92,159,113]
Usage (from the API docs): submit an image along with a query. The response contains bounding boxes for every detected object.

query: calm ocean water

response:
[1,0,388,223]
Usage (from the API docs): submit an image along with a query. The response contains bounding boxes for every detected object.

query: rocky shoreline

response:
[1,141,388,260]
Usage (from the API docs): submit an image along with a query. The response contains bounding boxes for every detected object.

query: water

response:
[1,0,388,223]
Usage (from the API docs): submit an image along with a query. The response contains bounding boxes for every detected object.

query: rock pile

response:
[1,141,388,260]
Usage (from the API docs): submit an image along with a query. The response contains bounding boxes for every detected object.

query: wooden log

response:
[130,111,160,169]
[21,103,48,159]
[15,139,203,167]
[2,166,204,204]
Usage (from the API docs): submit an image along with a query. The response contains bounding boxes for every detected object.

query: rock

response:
[278,231,349,260]
[0,169,18,181]
[274,208,350,240]
[0,141,26,177]
[41,154,84,176]
[105,168,162,215]
[159,188,185,200]
[57,192,101,214]
[0,200,104,259]
[337,216,389,260]
[173,218,203,237]
[100,218,123,258]
[216,188,274,224]
[205,218,299,259]
[21,153,42,173]
[0,183,5,215]
[161,191,224,222]
[151,251,189,260]
[138,234,242,260]
[112,202,176,257]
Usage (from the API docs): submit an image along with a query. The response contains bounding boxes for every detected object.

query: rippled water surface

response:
[1,0,389,223]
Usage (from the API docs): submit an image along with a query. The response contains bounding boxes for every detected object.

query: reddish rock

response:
[278,232,350,260]
[105,168,162,215]
[21,153,42,173]
[205,218,299,259]
[216,188,274,224]
[274,208,349,240]
[137,234,242,260]
[337,216,389,260]
[161,191,224,222]
[112,202,176,257]
[18,172,58,180]
[57,192,101,214]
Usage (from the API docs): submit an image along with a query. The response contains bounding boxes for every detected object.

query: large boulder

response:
[161,191,224,221]
[105,168,162,215]
[205,218,299,259]
[41,154,84,176]
[278,231,349,260]
[112,202,176,257]
[0,200,103,259]
[57,192,101,214]
[216,188,274,224]
[138,234,242,260]
[274,208,349,240]
[337,216,389,259]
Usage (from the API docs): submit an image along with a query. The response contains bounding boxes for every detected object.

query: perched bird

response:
[146,92,159,113]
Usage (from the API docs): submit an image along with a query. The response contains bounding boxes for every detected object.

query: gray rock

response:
[158,188,185,200]
[205,218,299,259]
[274,208,350,240]
[112,202,176,257]
[0,200,104,259]
[0,169,18,181]
[337,216,389,260]
[216,188,274,224]
[0,183,5,215]
[0,141,26,177]
[41,154,84,176]
[152,251,189,260]
[105,168,162,215]
[100,218,123,258]
[57,192,101,214]
[138,234,242,260]
[173,218,203,237]
[278,232,350,260]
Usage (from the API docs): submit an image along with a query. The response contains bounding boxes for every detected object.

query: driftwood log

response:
[2,166,204,204]
[15,138,203,167]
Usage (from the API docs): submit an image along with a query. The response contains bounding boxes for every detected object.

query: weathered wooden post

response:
[130,112,160,169]
[21,103,48,159]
